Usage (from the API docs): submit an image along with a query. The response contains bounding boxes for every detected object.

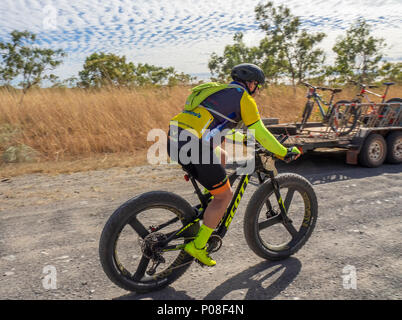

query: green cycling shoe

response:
[184,241,216,267]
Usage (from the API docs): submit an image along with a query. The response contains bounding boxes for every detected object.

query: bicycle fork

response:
[265,170,293,225]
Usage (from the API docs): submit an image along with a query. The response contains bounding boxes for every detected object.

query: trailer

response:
[264,102,402,168]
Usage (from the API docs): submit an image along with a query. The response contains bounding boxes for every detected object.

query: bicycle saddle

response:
[383,82,395,86]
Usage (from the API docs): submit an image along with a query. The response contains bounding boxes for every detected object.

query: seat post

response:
[382,83,394,103]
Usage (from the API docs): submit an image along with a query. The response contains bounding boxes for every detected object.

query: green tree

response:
[78,53,195,88]
[78,52,136,88]
[0,30,65,100]
[331,18,385,84]
[379,62,402,84]
[207,2,326,86]
[134,63,173,86]
[167,71,197,86]
[255,1,326,87]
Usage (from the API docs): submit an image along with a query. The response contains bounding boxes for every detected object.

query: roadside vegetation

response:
[1,1,401,176]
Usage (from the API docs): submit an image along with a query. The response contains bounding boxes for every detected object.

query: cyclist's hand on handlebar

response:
[277,146,301,163]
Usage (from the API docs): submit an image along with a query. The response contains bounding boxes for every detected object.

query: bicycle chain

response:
[138,233,220,275]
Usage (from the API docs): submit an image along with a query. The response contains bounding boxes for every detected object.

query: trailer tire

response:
[358,133,387,168]
[385,131,402,164]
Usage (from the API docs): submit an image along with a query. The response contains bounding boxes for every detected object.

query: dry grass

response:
[1,84,401,176]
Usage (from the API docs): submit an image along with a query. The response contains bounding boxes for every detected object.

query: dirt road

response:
[0,151,401,300]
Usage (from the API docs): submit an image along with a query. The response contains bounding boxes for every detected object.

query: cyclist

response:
[167,63,301,266]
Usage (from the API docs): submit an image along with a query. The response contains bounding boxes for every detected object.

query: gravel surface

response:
[0,151,401,300]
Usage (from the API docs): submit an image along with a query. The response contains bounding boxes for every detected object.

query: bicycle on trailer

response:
[299,82,359,136]
[350,80,396,105]
[99,136,318,293]
[349,81,402,127]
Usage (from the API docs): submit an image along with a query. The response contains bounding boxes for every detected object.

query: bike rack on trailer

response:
[265,101,402,166]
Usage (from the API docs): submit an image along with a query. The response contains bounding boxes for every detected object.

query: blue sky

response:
[0,0,401,81]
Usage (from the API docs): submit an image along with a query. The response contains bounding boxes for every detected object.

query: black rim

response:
[256,185,313,253]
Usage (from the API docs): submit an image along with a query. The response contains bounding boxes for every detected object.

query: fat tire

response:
[244,173,318,261]
[358,133,387,168]
[99,191,198,293]
[385,131,402,164]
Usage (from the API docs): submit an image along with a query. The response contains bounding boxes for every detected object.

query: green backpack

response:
[184,82,245,111]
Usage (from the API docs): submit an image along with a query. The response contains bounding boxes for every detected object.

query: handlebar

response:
[349,80,378,89]
[302,82,342,93]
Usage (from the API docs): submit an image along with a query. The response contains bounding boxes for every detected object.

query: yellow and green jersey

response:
[169,81,288,157]
[170,81,260,141]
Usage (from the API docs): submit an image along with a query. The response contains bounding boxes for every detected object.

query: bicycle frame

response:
[158,152,290,252]
[358,88,383,104]
[307,87,337,120]
[355,83,393,104]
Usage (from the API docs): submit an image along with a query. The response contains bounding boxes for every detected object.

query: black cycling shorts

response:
[167,133,229,194]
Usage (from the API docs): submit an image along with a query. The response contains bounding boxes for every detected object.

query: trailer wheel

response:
[358,133,387,168]
[385,131,402,164]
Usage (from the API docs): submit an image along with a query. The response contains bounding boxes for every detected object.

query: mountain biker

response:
[167,63,301,266]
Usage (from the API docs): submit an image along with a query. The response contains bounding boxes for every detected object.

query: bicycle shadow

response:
[203,258,301,300]
[113,257,301,300]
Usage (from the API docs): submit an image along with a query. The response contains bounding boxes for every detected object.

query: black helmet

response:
[231,63,265,85]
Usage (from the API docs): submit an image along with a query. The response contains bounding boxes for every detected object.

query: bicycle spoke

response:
[128,218,149,239]
[284,188,295,211]
[283,220,299,238]
[258,214,282,230]
[131,255,150,281]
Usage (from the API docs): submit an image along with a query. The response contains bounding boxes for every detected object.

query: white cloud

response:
[0,0,401,81]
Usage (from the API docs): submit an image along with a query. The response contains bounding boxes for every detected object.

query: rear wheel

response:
[385,131,402,164]
[244,173,318,261]
[99,191,199,293]
[358,133,387,167]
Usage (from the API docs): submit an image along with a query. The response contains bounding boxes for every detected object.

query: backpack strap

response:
[200,106,238,123]
[198,83,246,123]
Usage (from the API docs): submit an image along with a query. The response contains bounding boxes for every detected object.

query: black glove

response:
[283,146,301,163]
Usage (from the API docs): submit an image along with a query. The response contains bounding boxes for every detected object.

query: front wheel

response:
[299,101,314,131]
[329,100,359,136]
[99,191,199,293]
[244,173,318,261]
